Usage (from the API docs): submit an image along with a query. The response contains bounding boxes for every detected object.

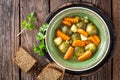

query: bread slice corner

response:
[14,47,37,72]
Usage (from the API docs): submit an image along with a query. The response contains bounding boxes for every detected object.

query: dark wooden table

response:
[0,0,120,80]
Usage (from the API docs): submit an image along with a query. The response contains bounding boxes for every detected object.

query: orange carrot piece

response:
[78,50,92,61]
[64,46,74,60]
[64,17,79,23]
[89,36,98,45]
[77,29,88,37]
[93,35,100,44]
[57,30,70,41]
[83,40,92,45]
[62,20,72,26]
[72,40,86,47]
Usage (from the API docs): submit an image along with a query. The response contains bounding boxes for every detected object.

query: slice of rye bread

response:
[46,62,65,80]
[14,47,37,72]
[37,63,65,80]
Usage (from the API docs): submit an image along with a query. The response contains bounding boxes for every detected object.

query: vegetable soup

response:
[53,16,100,61]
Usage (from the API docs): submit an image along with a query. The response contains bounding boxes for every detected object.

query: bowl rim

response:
[44,2,114,75]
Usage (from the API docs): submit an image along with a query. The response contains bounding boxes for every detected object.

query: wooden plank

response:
[0,0,20,80]
[50,0,80,11]
[50,0,81,80]
[81,0,112,80]
[112,0,120,80]
[20,0,49,80]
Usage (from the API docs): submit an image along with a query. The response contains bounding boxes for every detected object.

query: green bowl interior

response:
[45,7,110,71]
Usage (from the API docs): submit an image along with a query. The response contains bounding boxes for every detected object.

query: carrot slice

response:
[72,40,86,47]
[89,35,100,46]
[64,17,79,23]
[57,30,70,41]
[64,46,74,60]
[77,29,88,37]
[83,40,92,45]
[78,50,92,61]
[62,20,72,26]
[93,35,100,44]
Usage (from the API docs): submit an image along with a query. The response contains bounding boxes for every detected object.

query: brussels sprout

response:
[58,42,70,53]
[86,23,98,35]
[61,26,69,34]
[74,47,84,57]
[71,33,80,41]
[76,21,85,29]
[85,43,97,53]
[84,16,89,23]
[61,26,72,36]
[68,30,73,36]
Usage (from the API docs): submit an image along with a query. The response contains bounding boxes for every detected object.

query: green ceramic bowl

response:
[45,3,113,74]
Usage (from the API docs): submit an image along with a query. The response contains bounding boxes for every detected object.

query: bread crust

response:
[14,47,37,72]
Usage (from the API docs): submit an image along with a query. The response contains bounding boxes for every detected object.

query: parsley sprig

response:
[34,23,49,56]
[17,12,35,37]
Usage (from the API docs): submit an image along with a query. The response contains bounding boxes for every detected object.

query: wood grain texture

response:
[112,0,120,80]
[50,0,81,80]
[20,0,49,80]
[0,0,20,80]
[81,0,112,80]
[50,0,80,11]
[1,0,118,80]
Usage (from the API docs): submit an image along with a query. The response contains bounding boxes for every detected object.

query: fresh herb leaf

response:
[17,12,36,37]
[36,32,45,40]
[34,23,49,56]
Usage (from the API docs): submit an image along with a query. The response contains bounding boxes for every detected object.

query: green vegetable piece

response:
[71,33,80,41]
[86,23,98,36]
[85,43,97,53]
[74,47,84,57]
[58,42,70,53]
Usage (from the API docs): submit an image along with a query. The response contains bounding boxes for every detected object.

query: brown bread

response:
[37,63,64,80]
[14,47,37,72]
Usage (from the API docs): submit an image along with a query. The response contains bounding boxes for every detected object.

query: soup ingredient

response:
[72,40,85,47]
[74,47,84,57]
[86,23,98,35]
[89,35,100,45]
[76,21,85,29]
[62,20,72,26]
[54,37,62,46]
[84,16,89,23]
[61,26,72,36]
[34,23,49,56]
[77,29,88,37]
[57,30,70,40]
[59,42,70,53]
[17,12,36,37]
[78,50,92,61]
[61,26,69,34]
[71,33,80,41]
[80,34,87,41]
[83,40,92,45]
[71,24,78,32]
[64,17,79,23]
[93,35,100,44]
[54,16,101,61]
[85,43,97,53]
[76,21,86,29]
[64,46,74,60]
